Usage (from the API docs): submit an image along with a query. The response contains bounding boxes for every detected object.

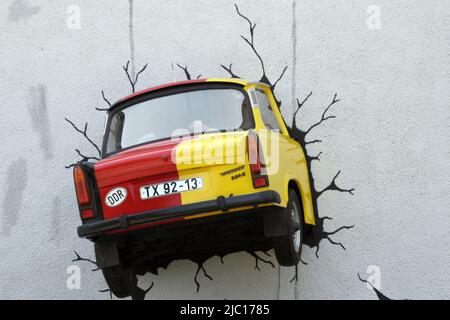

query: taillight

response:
[247,131,269,188]
[73,165,91,206]
[80,209,94,220]
[248,131,261,175]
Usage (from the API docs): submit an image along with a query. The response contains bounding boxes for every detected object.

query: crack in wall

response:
[357,273,394,300]
[290,93,355,258]
[176,64,202,80]
[64,60,148,168]
[72,251,154,300]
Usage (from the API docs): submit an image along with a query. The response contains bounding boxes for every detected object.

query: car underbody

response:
[94,206,280,275]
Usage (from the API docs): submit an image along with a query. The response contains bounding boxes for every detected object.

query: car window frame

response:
[101,83,255,158]
[255,89,282,132]
[254,85,289,137]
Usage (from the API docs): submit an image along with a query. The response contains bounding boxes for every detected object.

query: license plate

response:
[140,177,203,200]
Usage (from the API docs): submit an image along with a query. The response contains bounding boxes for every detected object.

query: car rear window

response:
[104,86,253,155]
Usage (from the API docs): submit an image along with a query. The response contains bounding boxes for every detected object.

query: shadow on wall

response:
[49,197,62,242]
[67,4,356,299]
[1,158,28,236]
[8,0,41,22]
[27,85,54,160]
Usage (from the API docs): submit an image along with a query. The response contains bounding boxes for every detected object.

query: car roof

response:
[109,78,259,112]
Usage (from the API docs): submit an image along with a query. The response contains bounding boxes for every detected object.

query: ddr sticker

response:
[105,187,127,207]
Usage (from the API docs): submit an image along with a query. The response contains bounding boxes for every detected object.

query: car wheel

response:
[273,189,303,266]
[101,263,137,298]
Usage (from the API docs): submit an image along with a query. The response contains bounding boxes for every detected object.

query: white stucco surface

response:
[0,0,449,299]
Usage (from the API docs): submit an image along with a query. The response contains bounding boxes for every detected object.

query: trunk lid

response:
[94,132,250,221]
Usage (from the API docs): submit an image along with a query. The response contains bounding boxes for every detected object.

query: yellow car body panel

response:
[173,79,315,226]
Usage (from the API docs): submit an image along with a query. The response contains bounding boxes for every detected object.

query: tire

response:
[273,189,303,266]
[101,263,137,298]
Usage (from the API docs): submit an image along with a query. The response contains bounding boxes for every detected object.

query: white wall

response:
[0,0,449,299]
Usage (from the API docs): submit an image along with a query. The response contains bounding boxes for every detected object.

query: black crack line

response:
[72,251,100,272]
[194,261,213,293]
[317,170,355,198]
[131,282,154,300]
[176,63,201,80]
[64,118,102,168]
[95,90,112,111]
[64,118,101,156]
[232,4,288,93]
[357,273,393,300]
[304,93,340,136]
[99,288,113,300]
[305,217,354,259]
[220,63,240,78]
[234,4,266,80]
[289,259,308,283]
[73,251,154,300]
[246,251,275,271]
[123,60,148,93]
[290,89,356,258]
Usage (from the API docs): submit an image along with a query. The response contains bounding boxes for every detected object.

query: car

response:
[72,78,316,297]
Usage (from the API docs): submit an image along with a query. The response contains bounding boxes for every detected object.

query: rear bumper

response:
[77,190,281,238]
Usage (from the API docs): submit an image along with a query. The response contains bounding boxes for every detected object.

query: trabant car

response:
[72,78,316,297]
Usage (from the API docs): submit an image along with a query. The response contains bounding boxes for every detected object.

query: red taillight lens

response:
[73,165,91,206]
[81,209,94,220]
[254,176,269,188]
[248,131,262,174]
[247,131,269,188]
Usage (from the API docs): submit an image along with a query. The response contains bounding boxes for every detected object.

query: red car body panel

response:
[95,138,184,221]
[117,79,206,104]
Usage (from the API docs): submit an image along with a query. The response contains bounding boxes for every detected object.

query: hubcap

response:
[291,201,301,252]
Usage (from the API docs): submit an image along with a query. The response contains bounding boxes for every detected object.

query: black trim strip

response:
[77,190,281,238]
[75,162,104,222]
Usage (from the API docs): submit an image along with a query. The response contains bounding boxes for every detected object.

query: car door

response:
[253,86,293,206]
